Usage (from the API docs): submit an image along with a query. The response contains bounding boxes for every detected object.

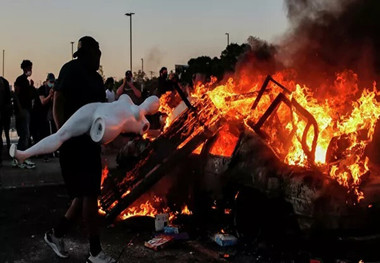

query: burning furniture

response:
[100,74,380,233]
[101,94,224,222]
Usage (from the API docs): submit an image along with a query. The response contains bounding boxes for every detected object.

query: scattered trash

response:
[155,213,169,231]
[144,234,174,251]
[213,233,238,247]
[164,225,179,234]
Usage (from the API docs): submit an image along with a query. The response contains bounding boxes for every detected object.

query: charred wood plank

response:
[251,75,291,110]
[105,123,221,223]
[101,95,223,222]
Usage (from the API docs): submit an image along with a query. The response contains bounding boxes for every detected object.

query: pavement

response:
[0,140,234,263]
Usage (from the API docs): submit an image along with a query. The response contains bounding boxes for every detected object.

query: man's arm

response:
[53,90,65,129]
[116,78,126,99]
[40,89,54,105]
[128,82,141,98]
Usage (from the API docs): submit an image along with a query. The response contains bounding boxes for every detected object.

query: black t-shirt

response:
[55,59,105,122]
[0,77,10,111]
[37,84,52,119]
[14,74,34,111]
[121,81,142,105]
[0,77,10,112]
[157,76,174,97]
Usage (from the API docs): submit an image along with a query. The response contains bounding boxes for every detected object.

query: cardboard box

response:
[155,213,169,231]
[213,233,238,247]
[144,235,174,251]
[164,226,179,234]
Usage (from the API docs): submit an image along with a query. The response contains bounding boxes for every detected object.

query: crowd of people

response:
[0,62,57,168]
[0,35,198,263]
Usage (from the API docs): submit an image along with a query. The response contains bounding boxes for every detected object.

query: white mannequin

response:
[10,94,160,163]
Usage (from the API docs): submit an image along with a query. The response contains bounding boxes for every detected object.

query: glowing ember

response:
[181,205,193,215]
[101,165,109,188]
[224,208,232,215]
[121,190,131,199]
[98,200,106,215]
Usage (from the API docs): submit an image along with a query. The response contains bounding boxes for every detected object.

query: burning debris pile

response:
[100,0,380,245]
[101,70,380,232]
[100,94,224,223]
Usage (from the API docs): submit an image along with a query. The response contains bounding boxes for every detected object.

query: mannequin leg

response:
[11,130,68,163]
[10,104,97,163]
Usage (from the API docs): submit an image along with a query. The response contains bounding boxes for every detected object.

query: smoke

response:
[277,0,380,93]
[145,47,164,73]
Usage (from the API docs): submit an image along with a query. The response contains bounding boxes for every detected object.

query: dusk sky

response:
[0,0,289,87]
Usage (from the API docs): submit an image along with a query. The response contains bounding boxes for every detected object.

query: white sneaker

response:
[24,159,36,166]
[9,144,17,158]
[44,229,69,258]
[87,250,116,263]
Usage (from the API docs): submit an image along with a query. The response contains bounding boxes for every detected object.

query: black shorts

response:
[59,135,102,198]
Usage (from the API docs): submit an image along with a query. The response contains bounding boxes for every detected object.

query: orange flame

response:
[101,165,109,188]
[120,200,158,220]
[174,70,380,202]
[181,205,193,215]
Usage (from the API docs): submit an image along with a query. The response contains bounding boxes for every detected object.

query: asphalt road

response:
[0,147,231,263]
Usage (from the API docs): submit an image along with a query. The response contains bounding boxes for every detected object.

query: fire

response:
[101,165,109,188]
[156,69,380,202]
[117,196,180,221]
[181,205,193,215]
[120,200,158,220]
[154,60,380,204]
[224,208,232,215]
[209,125,239,157]
[191,125,239,156]
[159,93,174,130]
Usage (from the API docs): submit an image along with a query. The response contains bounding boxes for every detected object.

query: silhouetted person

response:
[45,36,116,262]
[0,76,11,167]
[156,66,172,97]
[37,73,56,161]
[105,77,116,102]
[116,70,142,104]
[157,67,194,109]
[13,60,36,168]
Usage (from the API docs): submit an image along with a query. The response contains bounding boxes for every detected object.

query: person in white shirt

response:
[105,77,115,102]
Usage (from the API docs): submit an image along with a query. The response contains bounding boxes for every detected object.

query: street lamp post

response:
[2,50,4,77]
[70,41,75,59]
[141,58,144,73]
[225,33,230,46]
[125,12,135,71]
